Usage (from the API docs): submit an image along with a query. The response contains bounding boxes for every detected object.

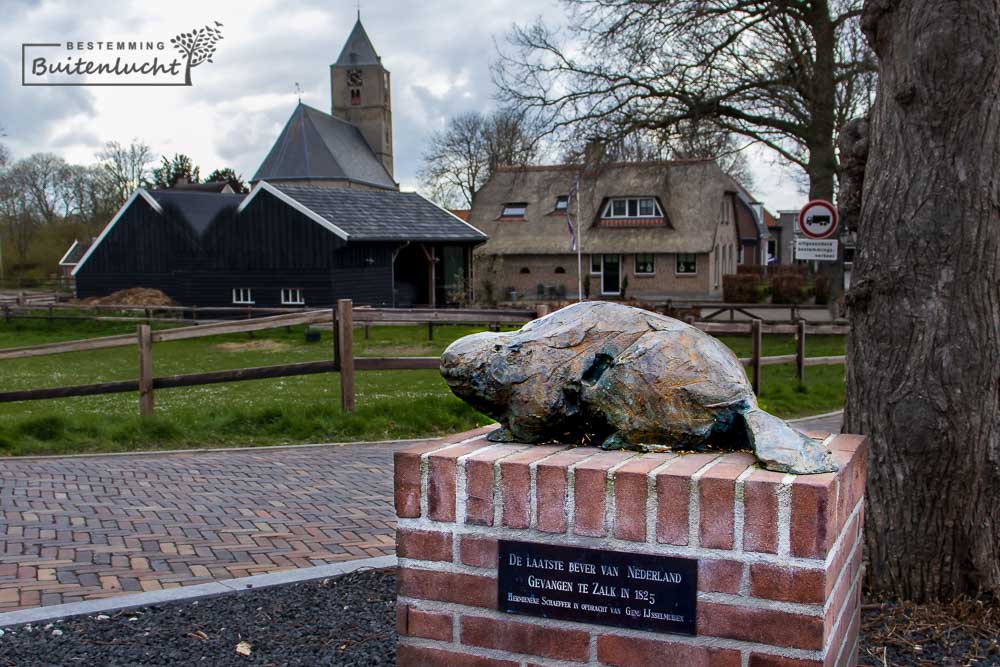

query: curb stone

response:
[0,555,397,628]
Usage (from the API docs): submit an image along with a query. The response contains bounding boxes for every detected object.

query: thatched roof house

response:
[468,159,748,302]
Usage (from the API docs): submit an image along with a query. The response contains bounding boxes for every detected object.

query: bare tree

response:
[170,22,224,86]
[562,122,756,187]
[419,109,539,208]
[0,169,38,266]
[0,124,8,168]
[64,164,118,227]
[844,0,1000,600]
[8,153,71,226]
[494,0,876,200]
[96,140,155,206]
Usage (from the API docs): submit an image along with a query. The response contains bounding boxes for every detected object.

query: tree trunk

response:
[805,2,838,202]
[844,0,1000,600]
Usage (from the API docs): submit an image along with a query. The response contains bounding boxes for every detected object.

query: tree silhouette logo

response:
[170,21,223,86]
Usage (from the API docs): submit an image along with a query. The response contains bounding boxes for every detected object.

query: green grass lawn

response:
[0,317,845,456]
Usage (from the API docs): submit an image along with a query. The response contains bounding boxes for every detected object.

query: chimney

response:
[583,138,606,170]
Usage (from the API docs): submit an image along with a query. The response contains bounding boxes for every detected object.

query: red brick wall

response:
[394,429,867,667]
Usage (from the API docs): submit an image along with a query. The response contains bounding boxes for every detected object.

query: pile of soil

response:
[81,288,177,307]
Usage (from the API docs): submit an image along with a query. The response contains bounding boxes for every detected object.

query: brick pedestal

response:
[395,427,867,667]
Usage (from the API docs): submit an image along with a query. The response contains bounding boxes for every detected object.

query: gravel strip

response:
[0,569,396,666]
[1,569,995,666]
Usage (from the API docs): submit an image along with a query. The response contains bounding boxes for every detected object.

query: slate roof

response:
[59,239,91,265]
[271,183,487,243]
[251,103,396,190]
[164,180,234,193]
[335,19,381,66]
[148,191,245,236]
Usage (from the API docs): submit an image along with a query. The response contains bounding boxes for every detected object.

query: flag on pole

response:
[566,178,579,251]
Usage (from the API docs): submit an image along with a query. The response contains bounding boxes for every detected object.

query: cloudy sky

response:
[2,0,805,210]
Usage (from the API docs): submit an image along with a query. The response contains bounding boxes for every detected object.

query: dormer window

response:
[603,197,663,218]
[554,195,568,212]
[501,203,527,218]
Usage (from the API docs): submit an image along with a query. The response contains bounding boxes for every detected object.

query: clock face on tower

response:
[347,69,363,86]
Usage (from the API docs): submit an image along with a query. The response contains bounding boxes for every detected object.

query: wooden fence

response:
[0,301,846,414]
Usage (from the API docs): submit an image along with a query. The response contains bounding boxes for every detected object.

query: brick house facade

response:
[468,159,747,302]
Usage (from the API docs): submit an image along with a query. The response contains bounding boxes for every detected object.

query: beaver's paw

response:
[487,427,515,443]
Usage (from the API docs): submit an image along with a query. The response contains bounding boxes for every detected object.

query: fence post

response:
[796,319,806,386]
[535,304,550,319]
[751,319,762,395]
[337,299,355,412]
[364,323,370,340]
[2,304,8,324]
[138,324,154,417]
[428,321,434,341]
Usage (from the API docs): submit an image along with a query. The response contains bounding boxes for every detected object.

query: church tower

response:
[331,17,394,179]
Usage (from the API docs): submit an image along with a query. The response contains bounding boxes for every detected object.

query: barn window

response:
[281,288,305,305]
[232,288,254,304]
[634,254,655,274]
[554,266,566,274]
[675,254,697,275]
[520,267,531,274]
[502,203,528,218]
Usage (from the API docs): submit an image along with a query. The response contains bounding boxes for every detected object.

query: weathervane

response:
[294,82,302,103]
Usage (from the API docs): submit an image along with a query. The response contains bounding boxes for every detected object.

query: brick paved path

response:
[0,415,844,614]
[0,442,405,612]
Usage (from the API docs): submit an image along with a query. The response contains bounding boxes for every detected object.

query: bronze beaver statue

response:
[440,301,836,474]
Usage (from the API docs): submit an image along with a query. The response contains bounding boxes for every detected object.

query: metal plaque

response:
[497,540,698,635]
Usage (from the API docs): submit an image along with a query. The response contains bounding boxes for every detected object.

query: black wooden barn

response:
[72,182,486,308]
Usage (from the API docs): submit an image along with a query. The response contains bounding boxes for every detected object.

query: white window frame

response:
[675,254,698,276]
[602,197,663,219]
[634,253,656,275]
[501,202,527,218]
[281,288,305,305]
[600,254,623,296]
[590,254,602,275]
[232,288,254,304]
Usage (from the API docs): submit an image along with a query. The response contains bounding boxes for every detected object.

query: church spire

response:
[335,16,380,66]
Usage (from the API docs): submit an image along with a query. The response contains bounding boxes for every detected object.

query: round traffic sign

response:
[798,200,839,240]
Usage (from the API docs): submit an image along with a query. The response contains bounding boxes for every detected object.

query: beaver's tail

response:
[741,408,838,474]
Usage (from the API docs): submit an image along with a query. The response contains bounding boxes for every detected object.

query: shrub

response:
[770,274,807,304]
[723,274,765,303]
[770,264,807,277]
[737,265,766,278]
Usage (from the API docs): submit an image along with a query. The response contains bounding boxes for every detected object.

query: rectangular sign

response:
[498,540,698,635]
[795,238,839,261]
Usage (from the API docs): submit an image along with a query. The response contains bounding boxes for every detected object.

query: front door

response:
[601,254,621,295]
